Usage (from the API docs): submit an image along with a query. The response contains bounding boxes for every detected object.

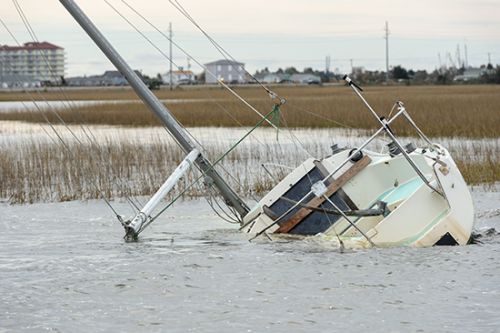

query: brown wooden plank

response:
[314,160,358,210]
[275,155,371,233]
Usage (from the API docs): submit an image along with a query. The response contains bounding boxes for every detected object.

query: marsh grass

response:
[0,134,304,204]
[1,85,500,138]
[1,85,499,204]
[456,146,500,187]
[1,129,499,204]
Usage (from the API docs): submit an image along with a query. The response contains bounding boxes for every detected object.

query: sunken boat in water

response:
[60,0,474,248]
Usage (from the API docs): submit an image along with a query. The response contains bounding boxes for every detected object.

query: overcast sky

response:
[1,0,499,76]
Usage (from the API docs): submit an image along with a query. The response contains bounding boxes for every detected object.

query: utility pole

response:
[384,21,390,82]
[325,55,331,75]
[350,58,354,74]
[447,52,455,68]
[456,44,462,68]
[488,52,492,66]
[464,44,468,68]
[169,22,173,91]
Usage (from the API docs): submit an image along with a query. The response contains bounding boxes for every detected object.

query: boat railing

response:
[250,79,449,240]
[342,76,444,196]
[250,104,444,241]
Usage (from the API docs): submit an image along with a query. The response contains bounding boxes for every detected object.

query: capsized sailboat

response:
[241,85,474,247]
[60,0,474,248]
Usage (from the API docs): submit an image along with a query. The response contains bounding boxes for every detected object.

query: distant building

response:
[66,75,102,87]
[66,70,144,87]
[0,74,41,89]
[99,70,129,86]
[453,67,488,82]
[260,73,286,83]
[0,42,65,84]
[290,73,321,84]
[204,59,245,84]
[351,66,365,79]
[254,72,322,84]
[162,68,196,85]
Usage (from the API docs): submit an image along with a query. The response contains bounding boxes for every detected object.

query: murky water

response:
[1,190,499,332]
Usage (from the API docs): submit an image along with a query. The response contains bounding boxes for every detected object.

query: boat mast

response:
[59,0,249,217]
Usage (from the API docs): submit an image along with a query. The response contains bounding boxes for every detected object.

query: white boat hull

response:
[243,145,474,248]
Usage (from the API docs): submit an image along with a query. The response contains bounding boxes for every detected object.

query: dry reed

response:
[1,85,499,204]
[0,135,297,204]
[1,131,498,205]
[1,85,500,138]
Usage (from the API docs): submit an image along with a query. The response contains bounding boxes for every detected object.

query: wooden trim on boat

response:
[314,160,358,210]
[275,155,372,234]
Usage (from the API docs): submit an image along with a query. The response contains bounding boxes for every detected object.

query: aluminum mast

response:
[59,0,249,217]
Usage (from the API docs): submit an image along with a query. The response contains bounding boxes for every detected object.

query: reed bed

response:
[1,85,499,204]
[453,141,500,188]
[1,123,499,205]
[1,85,500,138]
[0,129,311,204]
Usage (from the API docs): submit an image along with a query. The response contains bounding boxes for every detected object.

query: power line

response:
[169,22,173,91]
[384,21,390,82]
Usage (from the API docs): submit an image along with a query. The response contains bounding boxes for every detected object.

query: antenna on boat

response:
[59,0,250,230]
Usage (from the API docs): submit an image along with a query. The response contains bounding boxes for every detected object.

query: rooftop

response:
[204,59,244,66]
[0,42,63,51]
[171,70,194,75]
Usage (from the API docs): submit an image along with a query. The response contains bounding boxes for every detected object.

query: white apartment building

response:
[0,42,65,84]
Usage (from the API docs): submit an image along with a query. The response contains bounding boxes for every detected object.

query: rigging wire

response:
[302,159,345,250]
[168,0,391,154]
[6,1,375,234]
[143,107,281,230]
[5,2,137,219]
[104,0,254,218]
[277,109,315,158]
[101,0,211,158]
[168,0,280,99]
[2,7,83,145]
[164,0,321,159]
[104,0,280,208]
[109,0,311,200]
[10,0,98,145]
[206,186,241,224]
[285,103,355,130]
[114,0,278,129]
[0,60,72,152]
[11,0,149,213]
